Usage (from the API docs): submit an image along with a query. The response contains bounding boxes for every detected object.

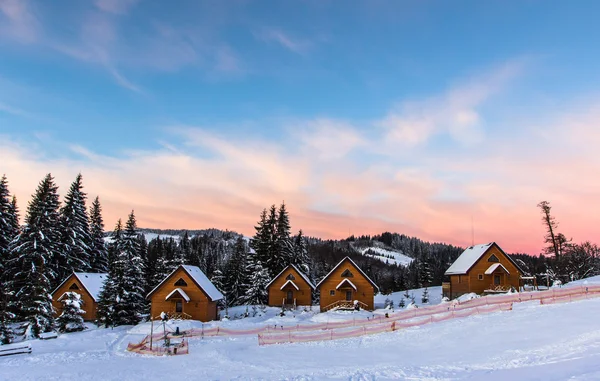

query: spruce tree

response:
[6,174,60,337]
[292,229,310,275]
[96,219,123,328]
[243,254,270,306]
[114,211,146,325]
[265,204,279,276]
[89,197,109,273]
[250,209,270,266]
[272,202,294,275]
[59,174,92,279]
[56,292,85,332]
[0,176,17,344]
[224,237,249,306]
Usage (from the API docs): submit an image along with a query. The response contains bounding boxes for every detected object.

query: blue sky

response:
[1,0,600,253]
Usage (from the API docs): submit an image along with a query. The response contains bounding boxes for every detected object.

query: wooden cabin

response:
[443,242,524,299]
[316,257,379,312]
[51,272,107,321]
[266,264,315,308]
[147,265,224,322]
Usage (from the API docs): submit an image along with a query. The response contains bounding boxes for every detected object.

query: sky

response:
[1,0,600,255]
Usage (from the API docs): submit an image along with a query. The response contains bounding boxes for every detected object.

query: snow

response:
[358,246,414,267]
[73,273,107,302]
[336,278,357,290]
[164,288,190,302]
[445,242,494,275]
[485,263,510,274]
[4,290,600,379]
[279,280,299,291]
[374,286,443,308]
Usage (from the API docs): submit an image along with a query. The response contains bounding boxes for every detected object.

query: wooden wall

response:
[267,267,313,307]
[51,274,98,321]
[148,268,218,322]
[449,244,521,299]
[317,259,376,312]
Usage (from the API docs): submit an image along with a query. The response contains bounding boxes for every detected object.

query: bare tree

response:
[537,201,560,258]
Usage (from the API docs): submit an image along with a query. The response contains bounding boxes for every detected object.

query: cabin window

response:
[69,283,80,290]
[174,278,188,287]
[175,301,183,313]
[330,290,335,296]
[341,269,353,278]
[285,273,296,281]
[478,274,483,281]
[488,254,500,263]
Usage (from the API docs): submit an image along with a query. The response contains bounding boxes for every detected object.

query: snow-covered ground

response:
[357,246,414,267]
[4,280,600,380]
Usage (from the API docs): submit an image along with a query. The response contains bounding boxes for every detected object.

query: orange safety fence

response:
[257,303,514,345]
[128,284,600,352]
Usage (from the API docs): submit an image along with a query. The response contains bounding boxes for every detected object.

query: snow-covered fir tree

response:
[96,219,123,328]
[0,175,17,344]
[210,269,226,308]
[272,202,294,275]
[89,196,109,273]
[225,237,249,306]
[6,174,60,337]
[418,256,433,288]
[421,287,429,304]
[292,229,310,275]
[59,174,92,279]
[265,204,279,276]
[56,292,86,332]
[250,208,270,267]
[113,211,146,326]
[243,254,270,306]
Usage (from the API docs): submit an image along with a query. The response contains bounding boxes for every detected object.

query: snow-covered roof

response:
[265,264,316,290]
[316,257,379,292]
[336,278,357,291]
[52,272,108,302]
[280,280,300,291]
[444,243,495,275]
[165,288,191,302]
[485,263,510,275]
[146,265,224,302]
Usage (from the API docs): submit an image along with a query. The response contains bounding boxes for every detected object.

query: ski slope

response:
[358,246,414,267]
[3,282,600,380]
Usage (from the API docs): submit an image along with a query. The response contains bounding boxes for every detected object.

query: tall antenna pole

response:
[471,215,474,246]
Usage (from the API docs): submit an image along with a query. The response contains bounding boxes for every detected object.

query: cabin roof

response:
[51,272,108,302]
[146,265,224,301]
[315,256,379,292]
[280,280,300,291]
[336,278,357,291]
[485,263,510,275]
[265,264,316,290]
[165,288,191,302]
[444,242,524,276]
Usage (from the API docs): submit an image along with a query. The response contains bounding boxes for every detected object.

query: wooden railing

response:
[281,298,297,310]
[154,311,192,320]
[323,300,368,312]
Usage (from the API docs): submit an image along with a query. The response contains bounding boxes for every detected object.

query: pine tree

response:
[89,197,109,273]
[114,211,146,326]
[421,287,429,304]
[210,269,226,308]
[6,174,60,337]
[292,229,310,275]
[0,176,17,343]
[224,237,249,306]
[96,219,123,328]
[272,202,294,275]
[243,254,270,306]
[59,174,92,279]
[56,292,85,332]
[250,209,270,267]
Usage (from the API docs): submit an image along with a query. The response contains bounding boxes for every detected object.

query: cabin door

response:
[286,290,294,304]
[494,274,501,286]
[175,300,183,313]
[345,290,352,301]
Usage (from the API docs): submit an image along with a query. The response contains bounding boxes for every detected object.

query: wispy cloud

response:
[0,0,38,43]
[256,27,312,55]
[94,0,139,15]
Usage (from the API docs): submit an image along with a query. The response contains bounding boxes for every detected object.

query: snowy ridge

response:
[354,244,414,267]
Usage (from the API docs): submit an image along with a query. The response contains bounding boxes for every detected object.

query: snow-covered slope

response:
[357,245,414,267]
[4,295,600,380]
